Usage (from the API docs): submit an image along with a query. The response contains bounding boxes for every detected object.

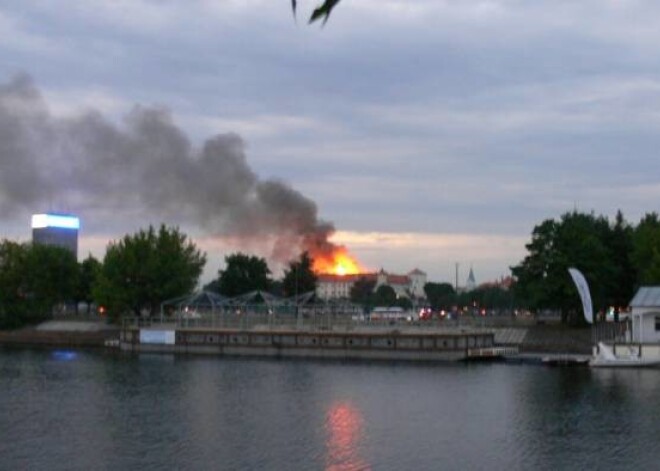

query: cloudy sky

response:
[2,0,660,285]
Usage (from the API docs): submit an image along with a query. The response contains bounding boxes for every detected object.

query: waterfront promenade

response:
[0,315,626,360]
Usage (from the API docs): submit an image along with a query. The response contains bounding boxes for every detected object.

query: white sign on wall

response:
[139,329,176,345]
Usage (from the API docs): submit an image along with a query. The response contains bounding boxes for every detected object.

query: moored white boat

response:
[589,342,660,368]
[567,270,660,367]
[567,270,660,368]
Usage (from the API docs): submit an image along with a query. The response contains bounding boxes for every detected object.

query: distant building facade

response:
[31,213,80,258]
[316,274,362,299]
[316,269,427,301]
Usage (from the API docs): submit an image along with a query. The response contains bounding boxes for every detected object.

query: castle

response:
[316,268,427,300]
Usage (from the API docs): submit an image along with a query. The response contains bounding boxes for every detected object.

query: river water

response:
[2,348,660,470]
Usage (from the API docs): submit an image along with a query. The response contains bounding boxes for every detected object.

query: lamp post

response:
[295,263,301,329]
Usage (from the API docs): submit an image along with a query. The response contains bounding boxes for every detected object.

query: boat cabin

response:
[630,287,660,343]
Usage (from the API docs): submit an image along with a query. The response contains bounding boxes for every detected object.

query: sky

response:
[2,0,660,286]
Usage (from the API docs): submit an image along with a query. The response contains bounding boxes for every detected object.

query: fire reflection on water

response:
[324,401,370,471]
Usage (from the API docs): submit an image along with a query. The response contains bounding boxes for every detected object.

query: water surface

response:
[1,349,658,470]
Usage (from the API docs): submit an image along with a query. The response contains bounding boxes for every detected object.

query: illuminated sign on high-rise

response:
[31,214,80,230]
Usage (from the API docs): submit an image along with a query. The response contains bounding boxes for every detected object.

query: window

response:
[655,316,660,331]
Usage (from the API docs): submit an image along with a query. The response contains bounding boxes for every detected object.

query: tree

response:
[282,252,317,297]
[94,225,206,319]
[480,286,515,311]
[632,212,660,285]
[372,284,397,306]
[76,255,102,314]
[394,296,413,310]
[213,253,272,297]
[27,243,79,314]
[456,286,515,314]
[350,276,376,306]
[424,282,456,310]
[0,241,78,328]
[512,211,618,325]
[269,279,284,297]
[0,240,31,328]
[605,210,635,319]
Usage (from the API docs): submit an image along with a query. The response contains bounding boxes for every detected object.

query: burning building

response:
[0,75,368,273]
[316,268,427,300]
[0,76,341,264]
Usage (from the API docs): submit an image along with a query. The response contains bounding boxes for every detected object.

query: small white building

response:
[630,287,660,343]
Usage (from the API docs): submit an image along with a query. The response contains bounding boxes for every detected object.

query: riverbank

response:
[0,319,620,357]
[0,320,119,348]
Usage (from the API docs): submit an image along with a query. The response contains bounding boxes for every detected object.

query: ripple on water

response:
[2,352,660,470]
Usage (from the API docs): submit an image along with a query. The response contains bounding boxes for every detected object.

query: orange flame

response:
[312,247,364,276]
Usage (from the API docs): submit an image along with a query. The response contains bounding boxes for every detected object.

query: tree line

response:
[0,225,318,329]
[512,210,660,324]
[1,210,659,329]
[203,252,317,299]
[421,211,660,324]
[365,210,660,324]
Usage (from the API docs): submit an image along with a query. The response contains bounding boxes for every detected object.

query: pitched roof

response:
[630,287,660,307]
[318,270,417,287]
[387,275,410,285]
[317,273,377,283]
[408,268,426,275]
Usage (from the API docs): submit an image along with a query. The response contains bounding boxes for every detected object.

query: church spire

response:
[466,266,476,292]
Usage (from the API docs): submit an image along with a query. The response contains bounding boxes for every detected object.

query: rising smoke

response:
[0,74,339,263]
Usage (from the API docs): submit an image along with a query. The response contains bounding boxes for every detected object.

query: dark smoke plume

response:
[0,74,338,262]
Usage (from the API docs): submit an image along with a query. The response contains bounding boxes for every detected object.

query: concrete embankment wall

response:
[0,320,119,348]
[0,320,625,356]
[490,326,591,353]
[492,323,626,354]
[518,326,592,354]
[0,329,115,348]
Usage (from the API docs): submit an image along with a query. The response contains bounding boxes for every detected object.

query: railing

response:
[592,321,629,343]
[123,313,354,331]
[121,311,544,332]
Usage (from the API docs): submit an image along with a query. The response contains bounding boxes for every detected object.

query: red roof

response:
[387,275,410,285]
[318,271,414,286]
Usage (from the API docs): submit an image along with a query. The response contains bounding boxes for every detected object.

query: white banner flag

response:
[568,268,593,324]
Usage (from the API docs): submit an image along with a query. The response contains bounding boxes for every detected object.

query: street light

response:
[295,263,301,329]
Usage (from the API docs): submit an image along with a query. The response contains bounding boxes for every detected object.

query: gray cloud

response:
[4,1,660,281]
[0,74,341,263]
